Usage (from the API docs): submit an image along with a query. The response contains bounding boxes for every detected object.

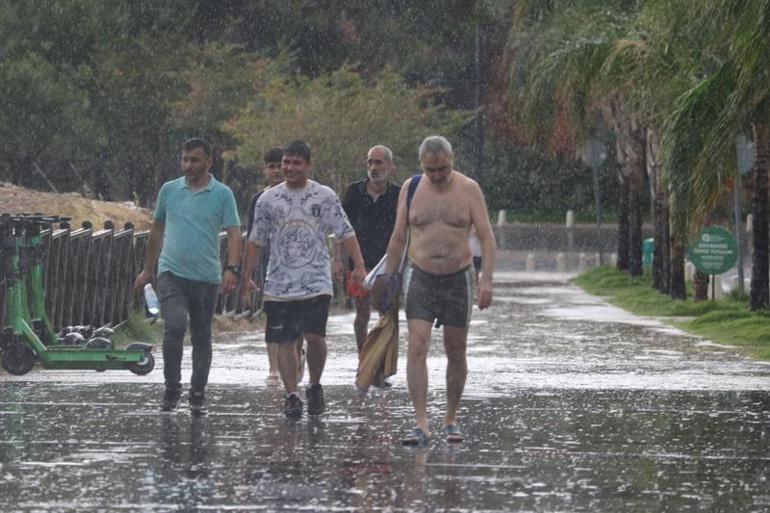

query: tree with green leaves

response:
[659,1,770,308]
[224,64,473,194]
[601,0,716,298]
[510,0,770,309]
[0,0,502,208]
[699,1,770,311]
[507,0,648,275]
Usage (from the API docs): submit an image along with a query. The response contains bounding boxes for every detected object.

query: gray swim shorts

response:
[405,265,475,328]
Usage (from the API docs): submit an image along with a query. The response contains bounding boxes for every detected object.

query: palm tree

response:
[508,0,770,305]
[580,0,762,301]
[507,1,647,276]
[664,1,770,308]
[601,0,727,298]
[703,1,770,310]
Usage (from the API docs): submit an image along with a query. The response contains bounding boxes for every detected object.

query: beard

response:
[368,171,387,184]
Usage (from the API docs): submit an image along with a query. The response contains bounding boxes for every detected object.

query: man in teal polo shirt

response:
[134,138,241,416]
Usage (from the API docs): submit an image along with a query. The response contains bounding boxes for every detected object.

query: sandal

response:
[402,427,430,446]
[372,372,392,388]
[444,425,464,443]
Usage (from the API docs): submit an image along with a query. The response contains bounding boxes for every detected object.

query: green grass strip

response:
[573,266,770,360]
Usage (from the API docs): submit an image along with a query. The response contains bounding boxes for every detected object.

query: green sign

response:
[688,226,738,275]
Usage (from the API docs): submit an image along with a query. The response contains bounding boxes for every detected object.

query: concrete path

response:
[1,272,769,512]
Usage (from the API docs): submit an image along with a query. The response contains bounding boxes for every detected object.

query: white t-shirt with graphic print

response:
[250,180,354,299]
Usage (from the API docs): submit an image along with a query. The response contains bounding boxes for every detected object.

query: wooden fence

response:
[0,221,260,332]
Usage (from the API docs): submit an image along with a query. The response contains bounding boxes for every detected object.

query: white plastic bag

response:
[363,243,408,290]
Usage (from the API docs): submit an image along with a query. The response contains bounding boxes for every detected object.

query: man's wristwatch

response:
[225,264,241,277]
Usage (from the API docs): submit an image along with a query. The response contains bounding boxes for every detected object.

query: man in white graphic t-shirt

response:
[241,140,367,419]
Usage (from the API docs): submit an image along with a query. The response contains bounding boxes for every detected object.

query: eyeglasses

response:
[367,158,387,165]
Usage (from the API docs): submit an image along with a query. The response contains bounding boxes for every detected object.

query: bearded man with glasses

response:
[337,145,401,387]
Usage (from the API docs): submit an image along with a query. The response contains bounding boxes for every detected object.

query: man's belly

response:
[408,224,473,274]
[408,240,472,275]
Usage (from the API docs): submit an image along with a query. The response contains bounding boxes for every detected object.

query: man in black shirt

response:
[339,145,401,371]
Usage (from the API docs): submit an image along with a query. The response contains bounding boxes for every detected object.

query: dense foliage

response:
[0,0,614,221]
[510,0,770,309]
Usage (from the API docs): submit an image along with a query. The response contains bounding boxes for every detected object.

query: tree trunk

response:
[625,124,646,277]
[655,197,671,293]
[693,269,709,301]
[604,96,646,276]
[750,120,769,310]
[647,129,670,292]
[627,164,644,277]
[616,177,630,271]
[669,218,687,300]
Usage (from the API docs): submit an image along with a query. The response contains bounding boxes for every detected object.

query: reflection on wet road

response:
[1,272,769,511]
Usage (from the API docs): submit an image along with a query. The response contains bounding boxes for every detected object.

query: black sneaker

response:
[306,384,325,415]
[161,385,182,411]
[284,393,303,419]
[189,389,207,417]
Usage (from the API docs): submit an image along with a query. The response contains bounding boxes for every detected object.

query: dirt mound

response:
[0,182,152,231]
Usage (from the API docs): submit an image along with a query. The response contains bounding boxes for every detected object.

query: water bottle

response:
[144,283,160,321]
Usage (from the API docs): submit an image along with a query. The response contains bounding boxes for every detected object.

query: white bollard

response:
[526,253,536,272]
[556,252,566,273]
[578,252,588,271]
[595,253,601,268]
[565,210,574,228]
[609,253,618,267]
[685,262,695,282]
[746,214,753,233]
[497,209,507,227]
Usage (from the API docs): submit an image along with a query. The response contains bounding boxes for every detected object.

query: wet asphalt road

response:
[1,272,769,512]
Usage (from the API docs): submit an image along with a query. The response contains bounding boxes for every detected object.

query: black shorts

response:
[405,265,474,328]
[263,295,331,343]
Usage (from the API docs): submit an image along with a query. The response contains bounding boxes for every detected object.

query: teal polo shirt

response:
[155,175,240,284]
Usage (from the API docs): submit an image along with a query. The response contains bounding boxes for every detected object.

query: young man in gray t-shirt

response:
[241,140,366,419]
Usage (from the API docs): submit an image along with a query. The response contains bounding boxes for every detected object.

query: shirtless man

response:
[381,135,496,445]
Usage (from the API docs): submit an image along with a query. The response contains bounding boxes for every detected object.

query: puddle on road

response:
[1,271,769,511]
[1,384,768,512]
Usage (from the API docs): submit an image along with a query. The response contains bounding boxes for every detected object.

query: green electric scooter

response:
[0,213,154,375]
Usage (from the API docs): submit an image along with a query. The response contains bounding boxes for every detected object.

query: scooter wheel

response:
[2,342,36,375]
[128,351,154,376]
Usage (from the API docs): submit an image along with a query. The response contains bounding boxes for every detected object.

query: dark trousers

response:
[158,272,219,392]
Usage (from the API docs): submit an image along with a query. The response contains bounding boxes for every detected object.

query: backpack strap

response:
[406,174,421,224]
[396,174,421,272]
